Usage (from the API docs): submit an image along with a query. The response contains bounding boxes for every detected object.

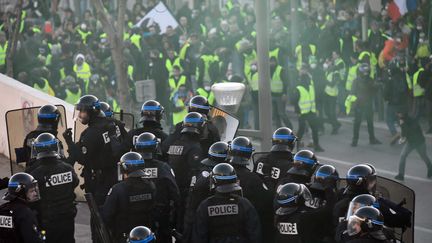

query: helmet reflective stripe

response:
[294,156,315,165]
[34,140,57,147]
[347,174,362,179]
[371,219,384,225]
[190,103,210,110]
[129,234,155,243]
[125,159,145,165]
[214,175,237,180]
[231,144,253,152]
[135,141,157,147]
[372,202,380,208]
[273,134,296,140]
[8,181,19,187]
[104,111,113,117]
[277,195,298,205]
[143,105,161,111]
[37,113,58,118]
[185,117,204,123]
[93,101,100,108]
[315,171,331,178]
[209,152,227,158]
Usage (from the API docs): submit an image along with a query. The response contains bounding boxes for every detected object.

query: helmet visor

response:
[26,182,40,202]
[347,215,364,236]
[346,201,364,220]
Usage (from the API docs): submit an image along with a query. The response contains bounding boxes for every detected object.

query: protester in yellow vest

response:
[346,56,359,92]
[76,23,92,44]
[269,57,292,128]
[171,85,191,125]
[164,49,183,74]
[33,77,55,96]
[73,54,92,93]
[169,65,188,99]
[322,56,342,135]
[295,43,317,70]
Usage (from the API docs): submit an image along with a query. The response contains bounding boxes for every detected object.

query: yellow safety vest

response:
[34,78,55,96]
[345,63,359,91]
[130,34,142,51]
[73,62,91,93]
[77,29,92,44]
[179,43,190,60]
[169,75,187,98]
[249,71,259,91]
[196,88,215,105]
[0,41,7,66]
[269,48,280,62]
[409,68,425,97]
[111,99,120,112]
[296,84,316,114]
[243,51,257,79]
[324,71,339,97]
[197,55,218,82]
[345,95,357,115]
[172,99,188,125]
[295,44,317,70]
[352,36,358,52]
[358,51,377,78]
[165,57,182,74]
[334,58,346,79]
[65,88,81,104]
[271,66,284,93]
[127,65,134,81]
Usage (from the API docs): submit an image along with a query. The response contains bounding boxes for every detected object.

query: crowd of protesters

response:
[1,0,432,142]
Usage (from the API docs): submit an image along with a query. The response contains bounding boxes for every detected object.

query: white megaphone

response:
[211,82,246,114]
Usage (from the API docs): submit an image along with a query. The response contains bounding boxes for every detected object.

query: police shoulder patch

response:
[201,171,210,178]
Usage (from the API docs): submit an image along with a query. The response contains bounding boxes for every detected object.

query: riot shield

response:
[338,176,414,243]
[85,193,113,243]
[208,106,239,142]
[5,105,68,174]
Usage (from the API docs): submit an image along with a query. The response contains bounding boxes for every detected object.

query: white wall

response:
[0,73,75,157]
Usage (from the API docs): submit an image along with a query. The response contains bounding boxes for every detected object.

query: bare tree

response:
[91,0,131,112]
[6,0,24,77]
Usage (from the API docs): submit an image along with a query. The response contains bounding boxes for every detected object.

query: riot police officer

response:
[100,102,114,118]
[192,163,262,243]
[102,152,157,242]
[162,95,220,155]
[27,133,79,243]
[183,141,230,242]
[134,132,180,243]
[128,100,168,150]
[274,182,337,243]
[229,136,273,241]
[20,104,63,167]
[278,149,319,185]
[344,206,392,243]
[0,172,43,242]
[167,112,206,231]
[127,226,156,243]
[254,127,297,190]
[333,164,377,227]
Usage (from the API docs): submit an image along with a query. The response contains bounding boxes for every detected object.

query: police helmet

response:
[100,102,113,117]
[275,183,312,215]
[119,152,146,177]
[310,164,339,191]
[229,136,254,165]
[347,206,385,237]
[140,100,164,123]
[3,172,40,202]
[202,141,229,167]
[127,226,156,243]
[346,194,378,220]
[181,112,205,134]
[31,133,60,160]
[37,104,60,129]
[75,94,102,121]
[346,164,377,194]
[211,163,241,193]
[271,127,297,152]
[358,63,370,76]
[134,132,159,160]
[288,150,318,178]
[188,95,210,116]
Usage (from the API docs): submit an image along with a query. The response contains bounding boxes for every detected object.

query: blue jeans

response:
[386,104,399,136]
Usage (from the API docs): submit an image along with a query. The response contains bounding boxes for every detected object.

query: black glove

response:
[63,128,73,142]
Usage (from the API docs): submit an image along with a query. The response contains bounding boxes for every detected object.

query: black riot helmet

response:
[140,100,164,123]
[3,172,40,202]
[134,132,159,160]
[288,150,319,178]
[31,132,60,160]
[37,104,61,129]
[275,183,312,215]
[346,194,378,219]
[211,163,242,193]
[100,101,113,118]
[347,206,385,237]
[127,226,156,243]
[310,164,340,191]
[271,127,297,152]
[75,95,102,124]
[188,95,210,116]
[202,141,229,167]
[181,112,205,134]
[346,164,377,194]
[119,152,146,177]
[229,136,254,165]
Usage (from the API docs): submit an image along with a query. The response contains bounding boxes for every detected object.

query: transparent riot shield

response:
[208,106,239,142]
[85,193,113,243]
[338,176,414,243]
[5,105,68,174]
